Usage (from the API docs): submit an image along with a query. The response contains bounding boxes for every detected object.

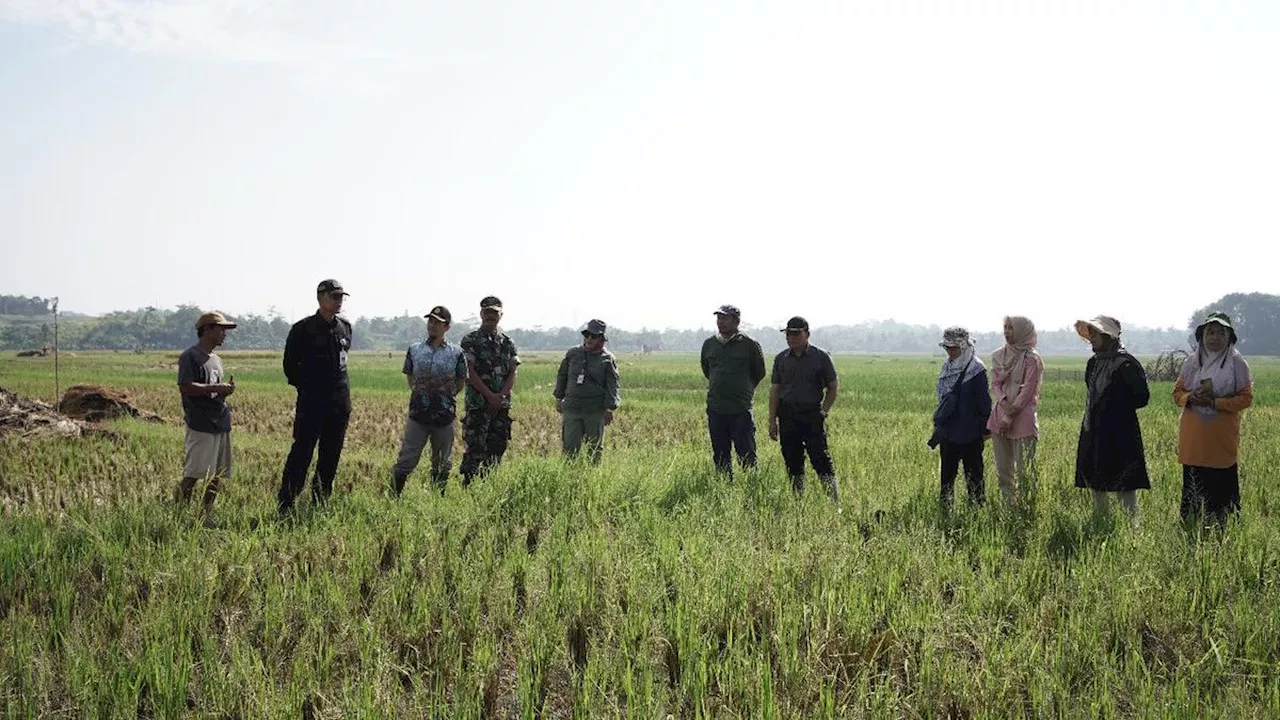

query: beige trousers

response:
[990,434,1037,502]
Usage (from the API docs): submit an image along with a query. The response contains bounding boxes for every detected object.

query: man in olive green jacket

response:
[700,304,767,479]
[554,319,621,463]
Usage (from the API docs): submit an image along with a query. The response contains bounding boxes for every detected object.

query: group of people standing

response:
[172,280,1254,529]
[927,312,1254,526]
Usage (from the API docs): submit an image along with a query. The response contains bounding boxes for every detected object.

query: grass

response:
[1,350,1279,717]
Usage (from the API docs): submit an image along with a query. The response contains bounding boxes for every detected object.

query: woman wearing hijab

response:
[929,327,992,506]
[987,316,1043,505]
[1074,315,1150,520]
[1174,312,1253,526]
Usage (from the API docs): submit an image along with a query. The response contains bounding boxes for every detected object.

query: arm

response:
[750,341,766,387]
[1214,383,1253,414]
[605,356,620,411]
[282,324,302,386]
[1173,376,1192,408]
[403,349,415,390]
[499,341,520,398]
[974,371,992,422]
[1121,360,1150,409]
[1009,355,1042,414]
[553,353,570,400]
[821,380,838,415]
[819,352,838,414]
[768,384,781,439]
[179,381,234,397]
[454,353,467,396]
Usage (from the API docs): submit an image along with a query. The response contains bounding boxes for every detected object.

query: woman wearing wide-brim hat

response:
[1073,315,1151,521]
[1173,312,1253,526]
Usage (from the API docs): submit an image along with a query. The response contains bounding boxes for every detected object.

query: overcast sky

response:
[2,0,1276,332]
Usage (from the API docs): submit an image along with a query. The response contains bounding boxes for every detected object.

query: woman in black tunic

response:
[1073,315,1151,520]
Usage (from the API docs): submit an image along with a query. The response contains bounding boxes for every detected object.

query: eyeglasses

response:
[327,292,346,300]
[585,333,604,340]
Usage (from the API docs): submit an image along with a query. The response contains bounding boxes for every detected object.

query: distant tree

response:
[1187,292,1280,356]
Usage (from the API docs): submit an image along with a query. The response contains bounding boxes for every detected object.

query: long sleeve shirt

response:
[1173,376,1253,468]
[554,346,620,412]
[986,353,1043,439]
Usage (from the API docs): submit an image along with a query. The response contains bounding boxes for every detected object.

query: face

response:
[945,345,962,360]
[1202,324,1229,352]
[427,316,449,339]
[785,329,809,351]
[1087,326,1112,353]
[715,314,739,336]
[1003,318,1015,345]
[205,325,228,347]
[480,308,502,332]
[319,291,345,315]
[582,333,605,352]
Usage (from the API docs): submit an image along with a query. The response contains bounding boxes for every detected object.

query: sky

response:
[2,0,1277,333]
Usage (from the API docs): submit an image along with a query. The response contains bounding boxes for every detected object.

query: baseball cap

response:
[713,304,741,317]
[582,319,607,336]
[317,279,349,296]
[425,306,451,323]
[782,316,809,332]
[194,311,237,331]
[480,295,503,311]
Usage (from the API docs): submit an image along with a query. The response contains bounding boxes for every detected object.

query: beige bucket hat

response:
[1075,315,1122,341]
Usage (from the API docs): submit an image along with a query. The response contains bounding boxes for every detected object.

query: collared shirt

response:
[404,339,467,423]
[460,328,521,410]
[283,312,352,390]
[771,344,837,411]
[554,345,620,412]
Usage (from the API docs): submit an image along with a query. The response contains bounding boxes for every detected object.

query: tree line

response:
[3,293,1279,355]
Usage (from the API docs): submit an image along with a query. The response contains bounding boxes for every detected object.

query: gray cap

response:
[582,319,607,336]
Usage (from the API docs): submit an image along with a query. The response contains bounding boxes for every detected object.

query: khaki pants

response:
[991,435,1037,502]
[562,409,606,464]
[392,417,455,493]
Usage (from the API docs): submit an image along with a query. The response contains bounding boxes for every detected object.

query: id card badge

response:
[576,373,585,385]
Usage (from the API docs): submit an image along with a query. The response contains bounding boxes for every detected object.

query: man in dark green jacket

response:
[700,304,767,479]
[554,319,620,463]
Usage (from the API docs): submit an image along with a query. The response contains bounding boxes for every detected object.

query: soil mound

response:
[57,385,162,423]
[0,387,102,439]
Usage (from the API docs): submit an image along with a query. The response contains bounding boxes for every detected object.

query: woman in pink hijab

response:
[987,316,1043,504]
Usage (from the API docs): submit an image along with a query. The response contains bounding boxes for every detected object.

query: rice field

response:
[1,350,1278,718]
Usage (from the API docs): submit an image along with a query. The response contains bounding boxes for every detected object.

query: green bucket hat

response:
[1194,311,1237,345]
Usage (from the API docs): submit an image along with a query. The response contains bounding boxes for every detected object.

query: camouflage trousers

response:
[460,408,512,484]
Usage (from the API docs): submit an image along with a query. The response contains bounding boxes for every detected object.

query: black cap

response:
[317,279,349,296]
[582,319,607,336]
[425,306,451,323]
[713,304,741,317]
[782,316,809,332]
[480,295,503,311]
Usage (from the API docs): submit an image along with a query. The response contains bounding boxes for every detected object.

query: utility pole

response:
[52,297,60,403]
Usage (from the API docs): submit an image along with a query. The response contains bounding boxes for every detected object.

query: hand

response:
[998,399,1013,417]
[603,410,613,426]
[998,416,1013,433]
[768,418,779,441]
[555,398,564,414]
[217,382,235,396]
[982,431,992,441]
[484,395,502,414]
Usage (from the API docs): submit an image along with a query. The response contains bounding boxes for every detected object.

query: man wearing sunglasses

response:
[278,279,354,515]
[554,319,620,464]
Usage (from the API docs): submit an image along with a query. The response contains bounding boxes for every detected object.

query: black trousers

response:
[940,439,984,506]
[778,407,835,489]
[707,409,757,477]
[279,387,351,511]
[1180,464,1240,523]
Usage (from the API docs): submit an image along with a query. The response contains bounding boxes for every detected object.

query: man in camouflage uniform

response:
[460,295,521,485]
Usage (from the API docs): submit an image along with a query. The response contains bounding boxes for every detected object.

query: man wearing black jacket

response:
[278,279,353,514]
